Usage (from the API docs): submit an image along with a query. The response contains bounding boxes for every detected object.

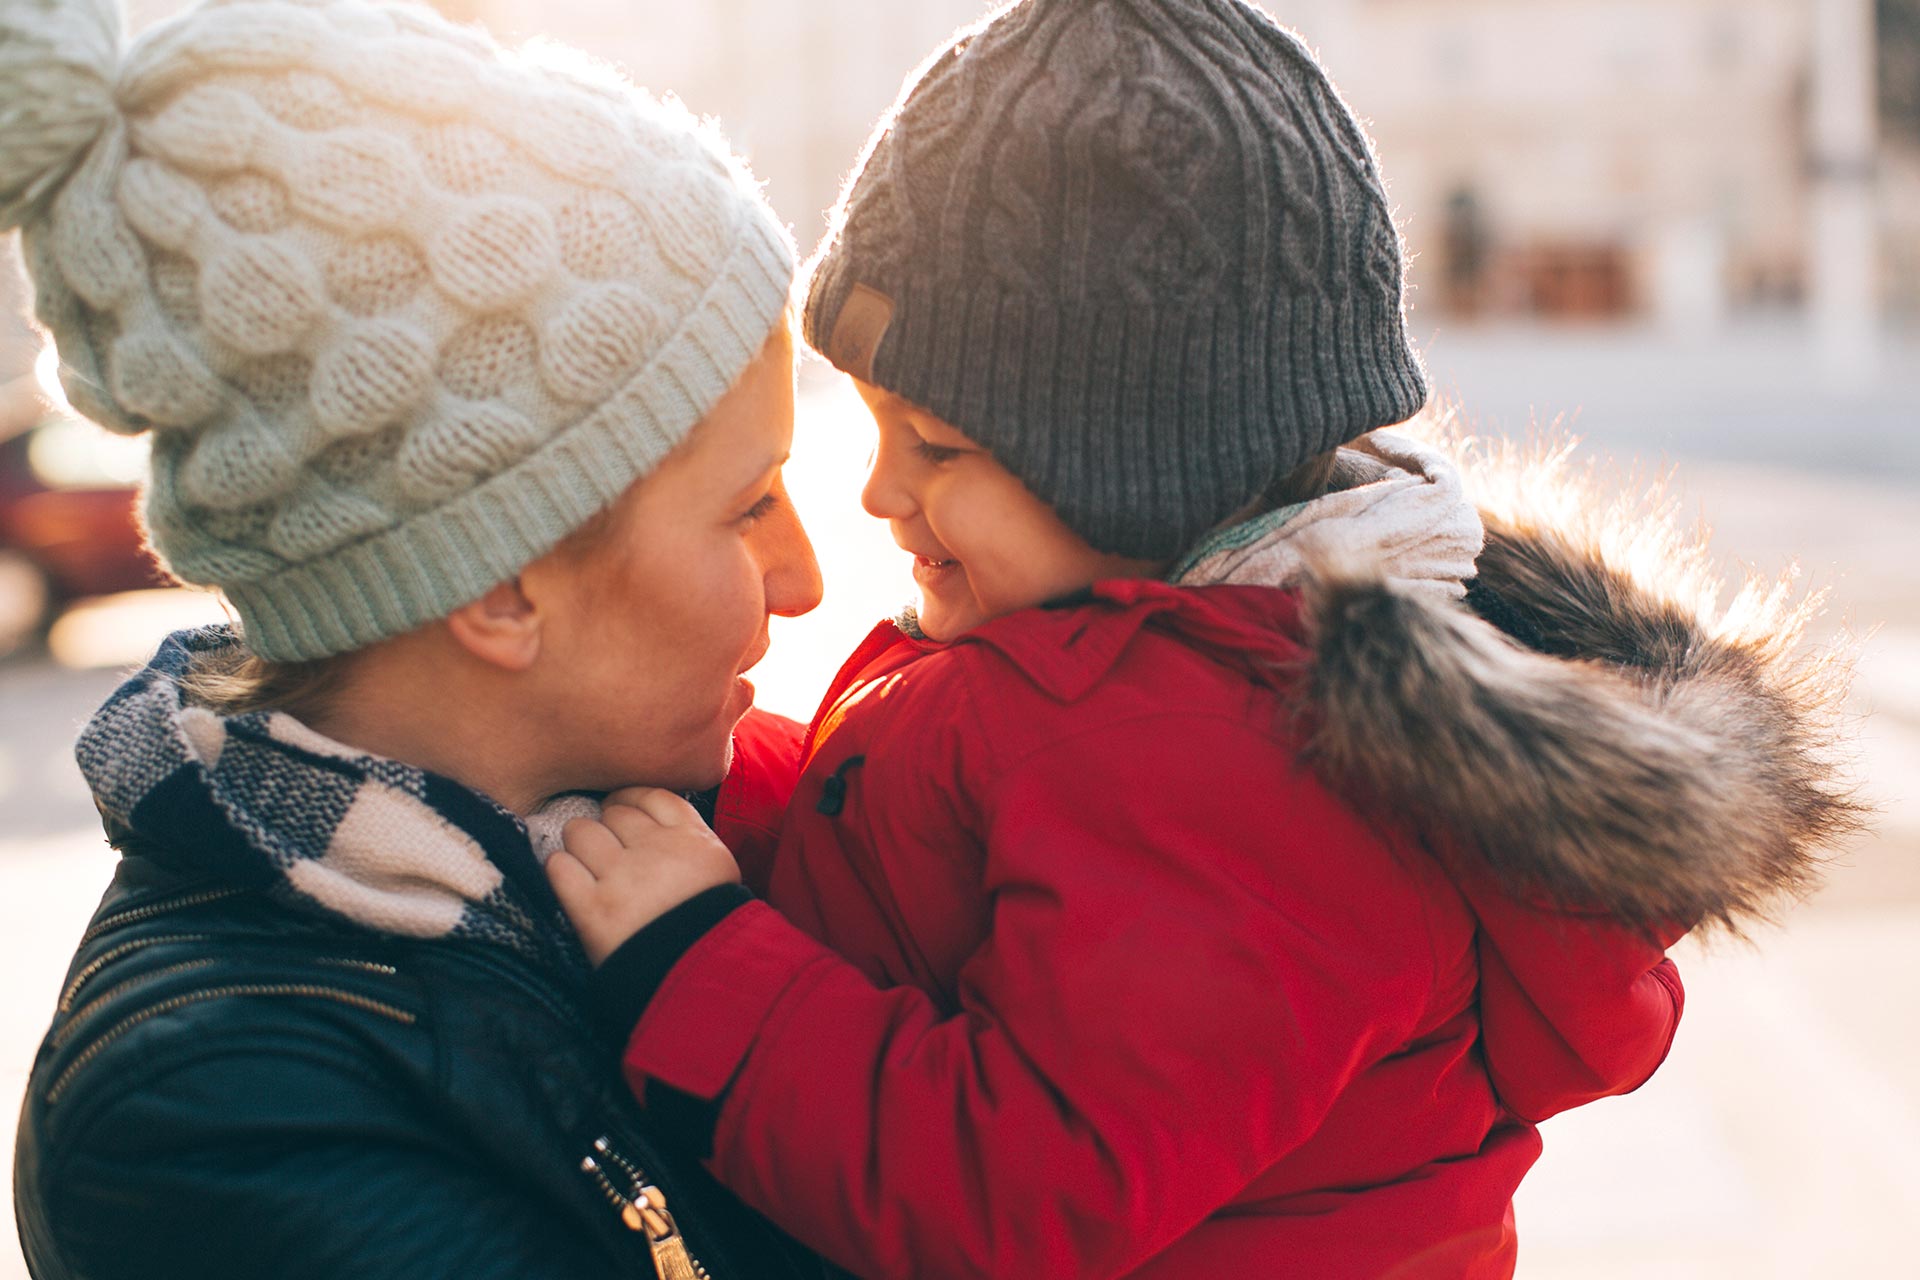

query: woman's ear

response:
[444,578,543,672]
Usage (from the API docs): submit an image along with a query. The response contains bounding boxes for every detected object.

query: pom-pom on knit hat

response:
[804,0,1429,561]
[1,0,794,661]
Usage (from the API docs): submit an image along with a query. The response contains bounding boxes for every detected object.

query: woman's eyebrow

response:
[728,453,791,498]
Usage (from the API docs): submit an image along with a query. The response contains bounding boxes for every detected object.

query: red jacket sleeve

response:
[616,717,1437,1280]
[1430,836,1685,1122]
[713,709,807,898]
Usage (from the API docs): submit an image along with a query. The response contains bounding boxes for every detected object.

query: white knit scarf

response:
[1172,431,1485,600]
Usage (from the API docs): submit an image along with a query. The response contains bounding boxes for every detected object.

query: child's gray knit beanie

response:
[1,0,794,661]
[804,0,1429,560]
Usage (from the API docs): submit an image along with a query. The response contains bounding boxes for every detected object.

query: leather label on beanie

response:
[827,284,894,383]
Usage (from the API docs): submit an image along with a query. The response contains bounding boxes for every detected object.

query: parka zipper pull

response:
[639,1212,705,1280]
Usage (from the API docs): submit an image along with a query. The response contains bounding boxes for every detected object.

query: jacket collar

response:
[824,581,1312,713]
[958,579,1309,703]
[818,425,1865,938]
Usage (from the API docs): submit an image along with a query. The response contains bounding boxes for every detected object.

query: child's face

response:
[854,381,1161,641]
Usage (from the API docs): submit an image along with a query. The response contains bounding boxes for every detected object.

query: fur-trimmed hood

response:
[1300,425,1868,936]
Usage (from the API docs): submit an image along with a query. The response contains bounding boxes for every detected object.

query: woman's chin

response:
[701,679,758,779]
[725,673,756,725]
[706,736,736,789]
[669,742,734,794]
[617,703,748,795]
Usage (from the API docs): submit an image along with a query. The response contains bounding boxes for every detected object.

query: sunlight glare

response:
[48,589,230,672]
[750,368,911,723]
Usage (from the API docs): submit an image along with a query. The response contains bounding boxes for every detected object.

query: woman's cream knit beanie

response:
[1,0,794,660]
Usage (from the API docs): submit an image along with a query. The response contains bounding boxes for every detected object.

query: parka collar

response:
[956,579,1309,704]
[827,425,1866,938]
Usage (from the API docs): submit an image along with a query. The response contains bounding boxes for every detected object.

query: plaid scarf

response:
[75,626,587,973]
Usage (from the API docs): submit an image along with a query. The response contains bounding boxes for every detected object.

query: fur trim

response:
[1300,418,1870,935]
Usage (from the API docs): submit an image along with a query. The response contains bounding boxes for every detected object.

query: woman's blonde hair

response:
[178,644,357,722]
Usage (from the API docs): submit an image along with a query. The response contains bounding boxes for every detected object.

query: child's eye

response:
[913,439,967,466]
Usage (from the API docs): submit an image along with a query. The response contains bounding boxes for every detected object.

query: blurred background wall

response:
[434,0,1920,360]
[5,0,1917,393]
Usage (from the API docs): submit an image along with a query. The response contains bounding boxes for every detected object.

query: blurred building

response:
[475,0,994,256]
[1289,0,1909,335]
[493,0,1908,338]
[4,0,1911,412]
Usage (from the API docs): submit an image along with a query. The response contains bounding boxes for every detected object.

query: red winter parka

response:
[593,482,1850,1280]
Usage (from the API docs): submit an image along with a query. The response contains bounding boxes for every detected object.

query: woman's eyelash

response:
[913,439,966,465]
[741,492,781,523]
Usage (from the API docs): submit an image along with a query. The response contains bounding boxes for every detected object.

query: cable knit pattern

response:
[2,0,794,660]
[804,0,1428,560]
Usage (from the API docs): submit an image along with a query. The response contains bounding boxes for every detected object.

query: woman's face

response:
[526,327,821,792]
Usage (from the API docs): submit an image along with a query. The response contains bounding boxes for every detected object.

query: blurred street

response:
[3,324,1918,1277]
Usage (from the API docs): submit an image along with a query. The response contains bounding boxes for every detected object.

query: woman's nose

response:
[764,500,824,619]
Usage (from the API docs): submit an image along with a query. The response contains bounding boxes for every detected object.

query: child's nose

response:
[860,440,915,521]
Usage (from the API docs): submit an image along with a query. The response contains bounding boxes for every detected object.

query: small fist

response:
[546,787,741,966]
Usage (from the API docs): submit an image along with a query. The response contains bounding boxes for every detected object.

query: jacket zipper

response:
[453,952,732,1277]
[58,932,215,1012]
[51,957,222,1049]
[45,983,417,1105]
[60,954,401,1040]
[580,1135,713,1280]
[74,885,248,951]
[314,956,401,976]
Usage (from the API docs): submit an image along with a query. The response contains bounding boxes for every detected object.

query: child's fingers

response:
[604,786,699,826]
[559,816,623,873]
[600,801,668,848]
[544,849,595,901]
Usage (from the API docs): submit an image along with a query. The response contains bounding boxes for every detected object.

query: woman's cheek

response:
[718,540,768,642]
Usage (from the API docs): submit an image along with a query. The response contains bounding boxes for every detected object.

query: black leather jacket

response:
[13,835,837,1280]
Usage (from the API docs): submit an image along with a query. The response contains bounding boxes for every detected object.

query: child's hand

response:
[546,787,741,966]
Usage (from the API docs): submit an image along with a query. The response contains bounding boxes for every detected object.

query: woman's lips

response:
[913,555,958,570]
